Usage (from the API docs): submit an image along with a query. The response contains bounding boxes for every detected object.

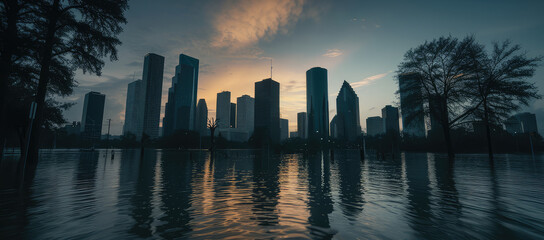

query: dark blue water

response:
[1,150,543,239]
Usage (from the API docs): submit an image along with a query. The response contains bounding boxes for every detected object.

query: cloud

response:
[351,72,390,88]
[211,0,306,49]
[322,49,343,58]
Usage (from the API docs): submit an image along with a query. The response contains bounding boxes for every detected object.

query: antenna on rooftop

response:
[270,58,273,79]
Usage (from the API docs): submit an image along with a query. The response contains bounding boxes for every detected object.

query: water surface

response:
[1,150,543,239]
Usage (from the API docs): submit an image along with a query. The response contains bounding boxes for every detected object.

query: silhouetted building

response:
[280,118,289,142]
[382,105,400,136]
[216,91,231,129]
[230,103,236,128]
[366,116,384,136]
[123,79,141,136]
[81,91,105,140]
[139,53,164,139]
[399,72,426,137]
[297,112,307,139]
[195,99,208,135]
[254,78,280,144]
[330,115,338,139]
[306,67,329,141]
[163,54,199,136]
[290,131,298,138]
[505,112,539,134]
[236,95,254,136]
[335,81,361,141]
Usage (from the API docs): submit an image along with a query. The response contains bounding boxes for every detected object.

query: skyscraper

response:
[81,91,105,140]
[216,91,231,129]
[382,105,400,136]
[139,53,164,139]
[236,95,255,135]
[398,72,426,137]
[280,118,289,142]
[330,115,338,139]
[366,116,384,136]
[505,112,539,134]
[195,99,208,135]
[230,103,236,128]
[123,80,141,136]
[306,67,329,141]
[297,112,307,139]
[254,78,280,144]
[335,81,361,141]
[163,54,199,135]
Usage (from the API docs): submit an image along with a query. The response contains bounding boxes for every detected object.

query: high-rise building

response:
[366,116,384,136]
[290,131,298,138]
[297,112,307,139]
[139,53,164,139]
[505,112,539,134]
[330,115,338,139]
[81,91,105,140]
[254,78,280,144]
[399,72,426,137]
[163,54,199,136]
[195,99,208,135]
[230,103,236,128]
[236,95,254,135]
[306,67,329,141]
[123,80,141,136]
[280,118,289,142]
[382,105,400,136]
[216,91,231,129]
[335,81,361,141]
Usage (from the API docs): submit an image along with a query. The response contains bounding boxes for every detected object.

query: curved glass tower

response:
[306,67,329,141]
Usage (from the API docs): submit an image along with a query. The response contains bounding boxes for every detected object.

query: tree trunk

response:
[483,99,494,164]
[0,0,21,163]
[26,0,60,166]
[442,124,454,160]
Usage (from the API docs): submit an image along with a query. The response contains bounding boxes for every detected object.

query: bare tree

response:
[398,36,484,159]
[471,40,541,161]
[207,118,219,151]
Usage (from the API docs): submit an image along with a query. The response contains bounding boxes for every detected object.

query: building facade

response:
[382,105,400,136]
[139,53,164,139]
[230,103,236,128]
[81,91,106,140]
[216,91,231,129]
[398,72,426,137]
[123,79,141,136]
[306,67,329,141]
[236,95,255,136]
[366,116,384,136]
[280,118,289,142]
[254,78,280,144]
[335,81,361,141]
[195,99,208,135]
[297,112,307,139]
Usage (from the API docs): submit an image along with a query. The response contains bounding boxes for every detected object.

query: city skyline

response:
[60,0,544,136]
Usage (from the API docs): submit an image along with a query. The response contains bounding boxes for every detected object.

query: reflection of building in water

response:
[251,154,281,226]
[127,150,157,238]
[72,152,100,219]
[306,152,334,238]
[403,152,433,238]
[156,151,193,238]
[336,152,364,218]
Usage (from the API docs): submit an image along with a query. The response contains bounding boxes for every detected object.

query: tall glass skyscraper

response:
[335,81,361,141]
[255,78,280,144]
[306,67,329,141]
[216,91,231,129]
[398,72,426,137]
[163,54,199,136]
[297,112,307,139]
[123,79,142,136]
[382,105,400,136]
[236,95,254,135]
[81,91,105,140]
[139,53,164,139]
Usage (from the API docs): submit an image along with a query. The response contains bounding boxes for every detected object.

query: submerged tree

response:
[471,40,541,161]
[398,36,484,159]
[26,0,128,165]
[207,118,219,151]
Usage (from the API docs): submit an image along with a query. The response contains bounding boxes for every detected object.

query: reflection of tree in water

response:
[336,151,364,219]
[432,154,461,231]
[156,151,193,239]
[127,150,156,238]
[251,153,281,226]
[306,152,334,239]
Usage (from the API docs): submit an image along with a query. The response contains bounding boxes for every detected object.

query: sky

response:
[62,0,544,136]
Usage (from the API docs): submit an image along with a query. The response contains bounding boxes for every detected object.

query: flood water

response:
[1,149,543,239]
